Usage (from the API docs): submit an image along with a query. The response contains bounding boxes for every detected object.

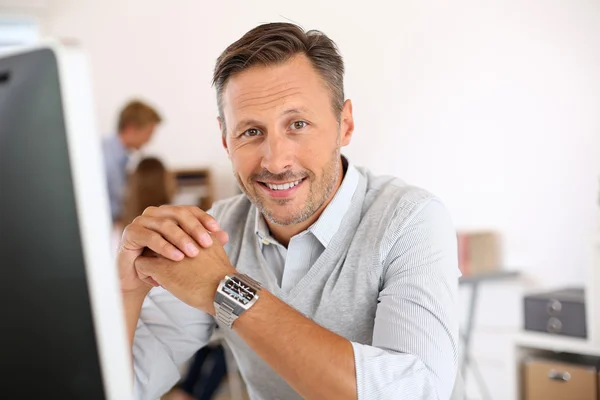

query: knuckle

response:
[174,229,191,244]
[149,232,164,248]
[157,218,173,230]
[193,222,207,236]
[142,206,157,216]
[122,223,132,235]
[122,222,138,238]
[159,240,172,253]
[175,206,189,217]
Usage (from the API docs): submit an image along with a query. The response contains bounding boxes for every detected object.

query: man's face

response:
[123,123,156,150]
[220,55,354,226]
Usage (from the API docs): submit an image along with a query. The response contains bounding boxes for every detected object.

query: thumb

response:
[135,256,162,279]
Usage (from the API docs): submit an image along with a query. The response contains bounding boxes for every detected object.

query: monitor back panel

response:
[0,48,106,399]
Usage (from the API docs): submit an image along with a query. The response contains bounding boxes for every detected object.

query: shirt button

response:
[261,238,270,245]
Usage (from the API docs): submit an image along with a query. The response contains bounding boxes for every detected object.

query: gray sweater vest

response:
[210,167,434,399]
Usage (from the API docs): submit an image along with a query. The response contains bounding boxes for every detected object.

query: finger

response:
[137,216,201,257]
[171,207,214,248]
[143,205,220,233]
[144,206,214,248]
[124,223,185,261]
[212,230,229,246]
[187,208,221,232]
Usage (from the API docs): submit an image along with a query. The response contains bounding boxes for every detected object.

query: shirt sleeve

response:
[351,198,460,400]
[133,287,216,400]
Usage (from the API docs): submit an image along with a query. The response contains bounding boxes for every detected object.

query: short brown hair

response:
[117,100,162,132]
[213,22,345,133]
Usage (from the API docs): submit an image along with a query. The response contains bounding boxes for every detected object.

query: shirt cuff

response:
[351,341,439,400]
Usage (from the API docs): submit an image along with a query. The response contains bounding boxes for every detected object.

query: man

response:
[102,100,162,222]
[120,23,460,399]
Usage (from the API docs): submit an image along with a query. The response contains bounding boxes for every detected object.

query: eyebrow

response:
[280,107,309,116]
[233,119,264,134]
[233,107,310,133]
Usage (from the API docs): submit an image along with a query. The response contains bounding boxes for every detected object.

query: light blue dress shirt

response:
[102,134,129,221]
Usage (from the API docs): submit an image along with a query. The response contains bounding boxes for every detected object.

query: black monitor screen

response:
[0,48,105,399]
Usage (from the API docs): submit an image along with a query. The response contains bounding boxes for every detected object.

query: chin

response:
[267,206,314,226]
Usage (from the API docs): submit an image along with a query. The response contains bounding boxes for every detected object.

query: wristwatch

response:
[214,273,261,328]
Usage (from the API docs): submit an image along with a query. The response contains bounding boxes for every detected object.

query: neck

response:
[266,158,345,247]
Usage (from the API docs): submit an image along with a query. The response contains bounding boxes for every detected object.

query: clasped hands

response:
[117,205,236,315]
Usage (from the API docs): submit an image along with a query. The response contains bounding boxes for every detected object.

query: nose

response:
[260,133,294,174]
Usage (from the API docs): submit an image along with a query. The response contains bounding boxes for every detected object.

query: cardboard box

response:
[522,358,597,400]
[457,231,501,276]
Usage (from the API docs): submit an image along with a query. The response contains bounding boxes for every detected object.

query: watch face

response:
[224,277,256,305]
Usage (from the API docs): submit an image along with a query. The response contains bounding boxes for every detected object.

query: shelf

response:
[514,331,600,356]
[172,168,213,210]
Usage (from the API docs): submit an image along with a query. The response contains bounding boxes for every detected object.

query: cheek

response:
[230,146,260,177]
[296,141,331,169]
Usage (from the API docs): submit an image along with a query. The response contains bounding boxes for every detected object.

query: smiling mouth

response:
[258,178,305,191]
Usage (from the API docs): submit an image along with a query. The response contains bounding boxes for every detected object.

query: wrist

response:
[203,265,236,316]
[213,272,262,328]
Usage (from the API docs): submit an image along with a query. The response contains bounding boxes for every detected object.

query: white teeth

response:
[266,179,302,191]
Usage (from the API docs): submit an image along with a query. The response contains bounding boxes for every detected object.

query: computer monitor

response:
[0,44,132,399]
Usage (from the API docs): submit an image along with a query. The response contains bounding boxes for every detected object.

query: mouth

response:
[256,177,306,198]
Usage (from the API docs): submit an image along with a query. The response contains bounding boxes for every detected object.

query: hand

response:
[134,241,236,315]
[117,205,229,296]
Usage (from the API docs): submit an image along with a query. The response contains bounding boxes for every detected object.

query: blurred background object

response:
[172,168,214,211]
[458,231,502,277]
[0,16,38,48]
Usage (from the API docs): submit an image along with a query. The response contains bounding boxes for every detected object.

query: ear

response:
[218,117,230,156]
[339,99,354,147]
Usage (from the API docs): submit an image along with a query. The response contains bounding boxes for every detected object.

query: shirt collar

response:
[254,156,359,249]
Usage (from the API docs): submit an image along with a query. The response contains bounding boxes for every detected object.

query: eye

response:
[290,121,308,130]
[242,128,262,137]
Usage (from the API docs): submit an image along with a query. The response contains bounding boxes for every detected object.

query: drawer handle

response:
[547,317,562,333]
[548,370,571,382]
[547,299,562,314]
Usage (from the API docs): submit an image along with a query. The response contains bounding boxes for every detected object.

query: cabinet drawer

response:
[523,358,597,400]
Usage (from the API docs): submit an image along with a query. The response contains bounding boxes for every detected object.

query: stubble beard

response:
[234,146,341,226]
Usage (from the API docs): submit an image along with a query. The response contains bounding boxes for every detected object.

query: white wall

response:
[35,1,600,397]
[40,0,600,287]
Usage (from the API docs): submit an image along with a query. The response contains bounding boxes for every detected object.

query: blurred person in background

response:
[121,157,176,228]
[111,156,173,253]
[103,100,162,223]
[119,23,461,400]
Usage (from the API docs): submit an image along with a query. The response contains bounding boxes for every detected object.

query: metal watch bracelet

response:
[215,273,262,328]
